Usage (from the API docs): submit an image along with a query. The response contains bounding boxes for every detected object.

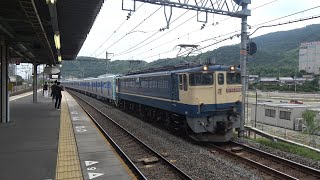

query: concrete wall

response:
[251,103,308,130]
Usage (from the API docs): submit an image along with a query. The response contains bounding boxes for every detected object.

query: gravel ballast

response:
[70,90,262,180]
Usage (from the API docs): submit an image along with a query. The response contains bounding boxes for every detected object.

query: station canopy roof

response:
[0,0,103,65]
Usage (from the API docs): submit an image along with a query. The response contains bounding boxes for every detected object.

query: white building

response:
[299,41,320,75]
[251,103,309,131]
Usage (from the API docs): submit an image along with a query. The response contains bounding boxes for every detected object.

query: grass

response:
[251,137,320,161]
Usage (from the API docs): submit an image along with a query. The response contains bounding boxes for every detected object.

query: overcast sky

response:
[16,0,320,78]
[77,0,320,62]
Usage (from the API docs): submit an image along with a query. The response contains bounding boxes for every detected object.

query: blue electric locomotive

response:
[63,64,242,142]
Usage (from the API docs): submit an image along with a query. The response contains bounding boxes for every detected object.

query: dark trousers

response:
[51,93,56,102]
[55,95,62,109]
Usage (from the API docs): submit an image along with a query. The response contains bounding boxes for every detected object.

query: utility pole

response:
[106,51,113,75]
[239,2,249,138]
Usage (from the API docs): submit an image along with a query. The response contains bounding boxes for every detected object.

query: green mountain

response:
[61,24,320,78]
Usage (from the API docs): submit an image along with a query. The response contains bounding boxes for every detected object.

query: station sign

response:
[50,73,61,79]
[9,57,22,65]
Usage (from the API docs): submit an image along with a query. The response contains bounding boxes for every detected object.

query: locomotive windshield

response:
[189,73,213,86]
[227,73,241,84]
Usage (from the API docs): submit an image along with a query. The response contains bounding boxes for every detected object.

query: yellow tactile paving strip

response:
[55,96,83,180]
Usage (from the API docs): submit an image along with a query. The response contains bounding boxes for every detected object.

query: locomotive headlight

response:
[230,66,235,71]
[203,65,208,71]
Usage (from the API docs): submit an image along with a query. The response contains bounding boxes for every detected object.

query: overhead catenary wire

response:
[191,5,320,46]
[249,14,320,36]
[182,13,320,57]
[114,9,192,57]
[90,3,145,57]
[94,5,163,58]
[115,0,280,59]
[114,0,225,58]
[140,10,320,66]
[217,0,280,24]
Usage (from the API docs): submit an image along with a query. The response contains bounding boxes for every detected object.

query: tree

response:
[16,75,24,85]
[302,110,320,147]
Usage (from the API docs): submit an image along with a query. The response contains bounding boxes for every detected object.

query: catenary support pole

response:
[239,3,248,138]
[1,41,9,123]
[33,63,38,103]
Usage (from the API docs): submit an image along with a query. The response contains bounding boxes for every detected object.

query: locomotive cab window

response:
[218,73,224,85]
[179,75,183,90]
[189,73,213,86]
[227,73,241,84]
[183,74,188,91]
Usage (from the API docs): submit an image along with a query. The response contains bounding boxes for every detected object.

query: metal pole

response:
[255,90,257,128]
[33,63,38,103]
[246,66,249,125]
[254,90,257,139]
[294,69,297,93]
[1,41,9,123]
[239,3,248,138]
[42,64,44,96]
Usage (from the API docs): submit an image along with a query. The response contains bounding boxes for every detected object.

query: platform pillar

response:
[0,41,9,123]
[33,63,38,103]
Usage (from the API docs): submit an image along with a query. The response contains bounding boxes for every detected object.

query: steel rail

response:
[232,141,320,179]
[70,91,193,180]
[209,143,298,180]
[71,91,147,180]
[209,141,320,180]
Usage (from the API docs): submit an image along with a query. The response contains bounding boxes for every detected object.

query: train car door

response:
[178,73,188,102]
[214,72,226,106]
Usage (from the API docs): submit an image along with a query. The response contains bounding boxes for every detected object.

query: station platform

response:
[0,91,134,180]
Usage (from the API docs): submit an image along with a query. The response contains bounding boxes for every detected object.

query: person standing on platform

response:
[55,82,64,110]
[43,82,49,97]
[51,81,57,102]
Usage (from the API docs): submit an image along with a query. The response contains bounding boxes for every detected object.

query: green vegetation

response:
[61,24,320,79]
[254,138,320,161]
[302,110,320,147]
[15,75,24,85]
[252,78,320,92]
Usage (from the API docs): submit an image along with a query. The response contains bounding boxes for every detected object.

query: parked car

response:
[289,100,303,104]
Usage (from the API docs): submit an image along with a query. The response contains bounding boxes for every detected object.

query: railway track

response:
[69,91,193,180]
[209,141,320,180]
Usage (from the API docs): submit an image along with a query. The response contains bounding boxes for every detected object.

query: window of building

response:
[227,73,241,84]
[279,111,291,120]
[265,109,276,117]
[189,73,213,86]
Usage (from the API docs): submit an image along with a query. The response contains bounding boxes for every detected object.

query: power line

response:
[183,13,320,56]
[133,29,200,57]
[114,9,191,57]
[250,14,320,36]
[94,5,163,58]
[252,5,320,29]
[192,5,320,45]
[141,49,177,61]
[217,0,279,24]
[116,0,280,59]
[90,3,145,57]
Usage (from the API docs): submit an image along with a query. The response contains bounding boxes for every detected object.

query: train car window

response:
[183,74,188,91]
[179,75,183,90]
[218,73,224,85]
[101,81,103,94]
[227,73,241,84]
[189,73,213,86]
